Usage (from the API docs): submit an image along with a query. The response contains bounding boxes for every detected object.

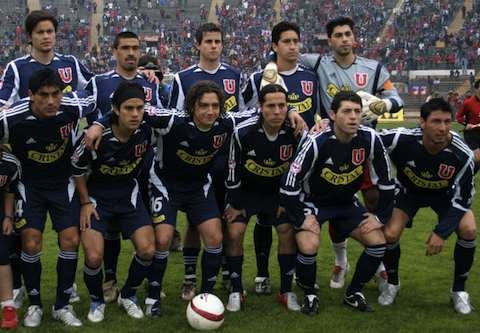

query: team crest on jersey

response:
[0,175,7,186]
[213,133,228,148]
[289,161,302,174]
[438,164,455,179]
[60,123,73,139]
[301,81,313,96]
[280,145,293,161]
[228,158,236,169]
[143,87,152,101]
[135,140,148,157]
[352,149,365,165]
[223,79,236,94]
[354,73,368,88]
[58,68,73,83]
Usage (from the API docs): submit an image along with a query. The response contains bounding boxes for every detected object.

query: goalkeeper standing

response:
[293,17,403,289]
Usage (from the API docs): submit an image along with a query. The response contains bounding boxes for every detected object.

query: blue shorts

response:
[149,173,220,228]
[394,190,458,232]
[226,191,290,226]
[14,179,80,233]
[88,182,152,239]
[300,198,368,239]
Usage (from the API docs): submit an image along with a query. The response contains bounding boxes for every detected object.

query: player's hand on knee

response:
[260,63,288,92]
[80,202,99,231]
[425,232,444,255]
[356,91,392,125]
[359,213,384,234]
[300,214,320,235]
[276,205,286,218]
[224,204,245,224]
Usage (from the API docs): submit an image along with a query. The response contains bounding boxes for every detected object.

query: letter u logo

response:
[438,164,455,179]
[352,148,365,165]
[223,79,235,94]
[301,81,313,96]
[58,68,73,83]
[354,73,368,88]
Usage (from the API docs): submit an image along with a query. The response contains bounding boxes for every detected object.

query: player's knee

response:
[84,251,103,267]
[136,243,155,260]
[204,232,223,248]
[458,212,477,239]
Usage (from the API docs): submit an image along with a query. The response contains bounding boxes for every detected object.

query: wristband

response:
[4,215,13,221]
[81,202,93,206]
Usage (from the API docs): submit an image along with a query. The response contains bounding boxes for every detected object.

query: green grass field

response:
[8,122,480,332]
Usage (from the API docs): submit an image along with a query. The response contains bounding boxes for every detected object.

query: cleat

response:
[1,305,19,329]
[344,292,375,312]
[13,286,24,309]
[373,270,388,292]
[278,292,301,311]
[450,290,474,315]
[220,280,232,292]
[118,295,144,319]
[160,288,166,299]
[87,302,105,323]
[180,281,196,301]
[330,263,350,289]
[226,292,243,312]
[52,305,83,327]
[69,283,80,303]
[301,295,318,315]
[254,277,272,295]
[145,298,162,318]
[24,305,43,328]
[378,282,400,306]
[103,280,119,303]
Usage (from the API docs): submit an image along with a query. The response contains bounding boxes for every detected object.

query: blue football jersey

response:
[0,53,93,107]
[226,116,306,209]
[85,71,163,125]
[1,90,96,188]
[280,125,395,227]
[72,122,154,189]
[169,63,245,112]
[243,64,321,127]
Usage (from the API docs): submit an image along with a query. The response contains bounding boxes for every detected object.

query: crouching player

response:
[72,81,155,322]
[280,91,395,314]
[0,152,21,329]
[378,98,476,314]
[224,84,306,312]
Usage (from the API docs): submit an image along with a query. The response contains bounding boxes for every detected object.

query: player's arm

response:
[280,135,318,230]
[433,151,475,241]
[74,57,95,89]
[0,63,19,107]
[455,100,469,124]
[368,132,395,223]
[242,73,261,109]
[376,67,404,114]
[72,136,99,230]
[167,74,182,108]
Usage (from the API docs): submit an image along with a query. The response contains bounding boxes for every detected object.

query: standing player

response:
[169,22,245,300]
[283,17,403,288]
[1,68,96,327]
[378,98,476,315]
[0,10,93,107]
[242,21,320,295]
[72,81,155,322]
[280,91,395,314]
[0,10,94,306]
[84,31,163,303]
[224,84,306,312]
[0,152,20,329]
[455,79,480,174]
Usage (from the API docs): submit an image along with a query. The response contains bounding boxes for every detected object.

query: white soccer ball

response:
[186,293,225,331]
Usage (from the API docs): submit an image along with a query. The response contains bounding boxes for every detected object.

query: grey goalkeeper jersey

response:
[298,54,404,118]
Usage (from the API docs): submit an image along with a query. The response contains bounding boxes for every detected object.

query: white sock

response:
[331,240,348,267]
